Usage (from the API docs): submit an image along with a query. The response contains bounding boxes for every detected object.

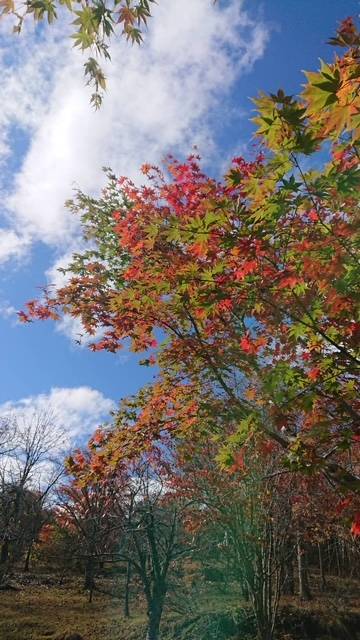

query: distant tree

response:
[0,409,65,579]
[0,417,15,457]
[56,444,126,601]
[175,440,293,640]
[63,428,191,640]
[0,483,49,571]
[114,461,189,640]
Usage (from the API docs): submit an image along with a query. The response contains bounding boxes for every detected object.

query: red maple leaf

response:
[308,367,321,381]
[351,512,360,537]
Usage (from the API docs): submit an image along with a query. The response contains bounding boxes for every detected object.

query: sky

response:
[0,0,358,446]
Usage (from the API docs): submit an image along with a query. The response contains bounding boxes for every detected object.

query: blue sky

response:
[0,0,358,442]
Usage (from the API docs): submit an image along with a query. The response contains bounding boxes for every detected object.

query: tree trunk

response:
[297,532,312,601]
[84,556,95,602]
[24,544,32,572]
[318,543,326,592]
[335,540,341,577]
[241,582,250,601]
[146,609,161,640]
[0,540,10,586]
[146,595,164,640]
[124,560,131,618]
[0,540,9,565]
[281,541,295,596]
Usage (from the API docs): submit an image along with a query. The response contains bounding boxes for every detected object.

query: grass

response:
[0,580,148,640]
[0,573,254,640]
[1,571,360,640]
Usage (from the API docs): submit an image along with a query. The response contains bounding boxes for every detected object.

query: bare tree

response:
[114,461,189,640]
[0,417,15,457]
[6,409,66,489]
[0,409,65,578]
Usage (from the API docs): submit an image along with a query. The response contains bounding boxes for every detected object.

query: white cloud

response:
[0,299,17,320]
[0,0,269,262]
[0,22,68,165]
[0,386,115,442]
[0,229,29,264]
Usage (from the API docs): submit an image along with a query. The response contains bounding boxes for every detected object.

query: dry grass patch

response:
[0,584,147,640]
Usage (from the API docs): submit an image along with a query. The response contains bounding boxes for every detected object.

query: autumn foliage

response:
[22,18,360,531]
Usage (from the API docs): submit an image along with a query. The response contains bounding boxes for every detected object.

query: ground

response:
[1,572,360,639]
[0,578,146,640]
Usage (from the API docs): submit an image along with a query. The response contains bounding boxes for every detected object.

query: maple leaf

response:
[308,367,321,381]
[17,310,30,323]
[245,387,257,401]
[278,275,300,289]
[351,512,360,537]
[234,260,257,281]
[218,298,233,312]
[240,335,255,353]
[335,496,352,514]
[228,450,246,474]
[308,209,319,222]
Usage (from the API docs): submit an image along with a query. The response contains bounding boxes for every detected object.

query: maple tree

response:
[57,445,127,600]
[22,18,360,524]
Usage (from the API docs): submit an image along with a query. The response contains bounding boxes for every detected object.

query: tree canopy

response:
[21,17,360,518]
